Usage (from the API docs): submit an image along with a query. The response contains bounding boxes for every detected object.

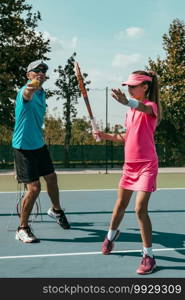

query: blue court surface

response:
[0,189,185,278]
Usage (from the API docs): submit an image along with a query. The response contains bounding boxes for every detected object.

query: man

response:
[12,60,70,243]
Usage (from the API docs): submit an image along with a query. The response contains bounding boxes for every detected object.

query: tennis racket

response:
[74,62,101,142]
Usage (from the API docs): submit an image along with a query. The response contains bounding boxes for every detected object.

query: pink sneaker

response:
[136,255,156,274]
[102,230,120,255]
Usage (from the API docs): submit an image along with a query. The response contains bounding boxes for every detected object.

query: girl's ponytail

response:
[147,71,162,125]
[132,70,162,125]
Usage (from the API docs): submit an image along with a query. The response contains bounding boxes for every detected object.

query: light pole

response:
[105,87,108,174]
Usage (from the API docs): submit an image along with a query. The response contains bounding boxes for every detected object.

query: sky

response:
[29,0,185,128]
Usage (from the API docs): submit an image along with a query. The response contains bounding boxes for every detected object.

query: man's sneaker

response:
[102,230,120,255]
[47,207,70,229]
[136,255,156,275]
[15,226,39,243]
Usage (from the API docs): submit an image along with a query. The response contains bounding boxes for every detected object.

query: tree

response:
[54,52,90,167]
[44,115,64,145]
[71,117,96,145]
[147,18,185,166]
[0,125,12,144]
[0,0,50,128]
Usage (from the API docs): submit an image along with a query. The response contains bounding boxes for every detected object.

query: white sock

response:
[143,247,153,258]
[107,229,117,241]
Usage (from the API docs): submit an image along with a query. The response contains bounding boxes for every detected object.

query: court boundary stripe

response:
[0,188,185,194]
[0,247,184,260]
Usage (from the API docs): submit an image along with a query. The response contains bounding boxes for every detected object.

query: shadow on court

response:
[111,252,185,274]
[1,209,185,217]
[39,225,185,255]
[0,189,185,278]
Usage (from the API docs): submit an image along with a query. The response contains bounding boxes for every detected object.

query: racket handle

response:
[91,119,101,142]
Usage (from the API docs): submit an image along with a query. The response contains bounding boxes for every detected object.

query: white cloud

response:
[42,31,62,44]
[115,27,144,40]
[112,53,142,68]
[87,69,123,88]
[41,30,77,51]
[126,27,144,37]
[70,36,78,49]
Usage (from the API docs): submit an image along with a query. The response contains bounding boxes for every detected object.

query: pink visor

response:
[122,73,152,86]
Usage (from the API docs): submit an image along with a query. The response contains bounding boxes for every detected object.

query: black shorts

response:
[13,145,55,183]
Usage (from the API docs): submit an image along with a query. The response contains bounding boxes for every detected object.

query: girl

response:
[94,70,162,275]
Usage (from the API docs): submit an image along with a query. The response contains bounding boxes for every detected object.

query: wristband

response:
[127,98,139,108]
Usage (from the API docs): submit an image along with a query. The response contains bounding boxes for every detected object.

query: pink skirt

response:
[119,160,158,192]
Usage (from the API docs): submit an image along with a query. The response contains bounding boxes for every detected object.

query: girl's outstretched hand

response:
[112,89,128,105]
[92,130,105,141]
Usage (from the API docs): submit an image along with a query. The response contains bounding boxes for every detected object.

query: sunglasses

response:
[31,68,47,74]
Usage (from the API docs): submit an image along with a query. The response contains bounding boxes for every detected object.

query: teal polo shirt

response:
[12,84,46,150]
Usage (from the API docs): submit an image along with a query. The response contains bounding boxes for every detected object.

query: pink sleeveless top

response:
[124,100,158,162]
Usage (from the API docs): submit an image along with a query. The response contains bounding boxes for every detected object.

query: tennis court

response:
[0,169,184,279]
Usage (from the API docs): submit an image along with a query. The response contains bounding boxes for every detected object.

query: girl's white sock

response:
[143,247,154,258]
[107,230,117,241]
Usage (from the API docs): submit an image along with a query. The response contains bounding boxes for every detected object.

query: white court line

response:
[0,189,116,194]
[0,188,185,194]
[0,247,184,260]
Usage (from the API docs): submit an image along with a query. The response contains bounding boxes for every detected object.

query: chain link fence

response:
[0,144,184,169]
